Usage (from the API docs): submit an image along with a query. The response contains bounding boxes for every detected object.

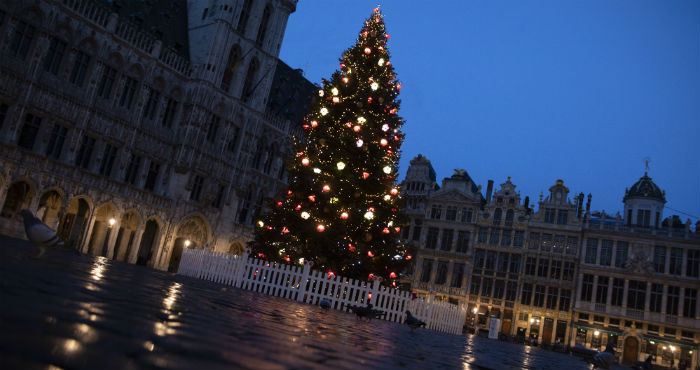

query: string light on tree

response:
[250,8,409,283]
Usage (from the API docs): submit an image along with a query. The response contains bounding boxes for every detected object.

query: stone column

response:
[127,223,146,264]
[592,275,599,302]
[622,279,629,308]
[682,249,688,277]
[105,219,121,259]
[661,285,668,315]
[606,278,614,305]
[79,210,97,254]
[644,282,651,311]
[664,247,670,274]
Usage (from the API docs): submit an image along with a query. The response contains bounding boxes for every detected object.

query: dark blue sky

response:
[279,1,699,220]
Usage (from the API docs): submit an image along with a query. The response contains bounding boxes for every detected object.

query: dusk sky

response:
[279,1,699,221]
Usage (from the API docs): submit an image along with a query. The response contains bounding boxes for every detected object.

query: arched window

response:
[505,209,514,226]
[221,45,240,92]
[493,208,502,225]
[241,58,258,102]
[256,5,272,46]
[237,0,253,34]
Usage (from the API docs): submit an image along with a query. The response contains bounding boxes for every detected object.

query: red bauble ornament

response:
[385,34,390,39]
[327,271,336,279]
[382,228,390,234]
[406,255,412,260]
[394,227,400,233]
[362,172,370,179]
[367,97,373,103]
[368,273,374,280]
[389,272,397,279]
[332,97,340,103]
[380,138,388,146]
[308,195,316,202]
[340,212,349,220]
[390,188,398,195]
[287,190,293,195]
[295,204,302,210]
[342,77,349,84]
[301,158,310,166]
[362,30,369,38]
[353,125,361,132]
[316,224,325,232]
[311,120,318,127]
[281,227,290,234]
[276,201,283,207]
[364,47,371,55]
[348,244,356,251]
[322,185,330,192]
[302,124,310,130]
[367,251,374,257]
[396,83,402,90]
[345,121,352,128]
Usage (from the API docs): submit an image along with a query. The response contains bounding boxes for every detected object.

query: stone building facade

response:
[0,0,311,272]
[401,154,699,368]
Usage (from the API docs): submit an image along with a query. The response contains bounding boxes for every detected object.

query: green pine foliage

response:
[250,9,410,284]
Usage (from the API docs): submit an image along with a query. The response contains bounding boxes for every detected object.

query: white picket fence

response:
[177,248,466,335]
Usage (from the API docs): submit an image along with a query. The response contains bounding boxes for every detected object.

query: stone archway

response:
[0,180,32,219]
[86,203,119,256]
[622,336,639,365]
[228,241,245,255]
[58,197,91,250]
[168,216,209,272]
[37,190,63,230]
[136,219,159,266]
[113,211,141,262]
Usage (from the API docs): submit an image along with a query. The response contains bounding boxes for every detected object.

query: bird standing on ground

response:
[348,303,385,320]
[404,310,426,331]
[20,209,64,258]
[319,298,331,309]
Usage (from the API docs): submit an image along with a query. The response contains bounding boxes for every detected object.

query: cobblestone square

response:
[2,235,626,370]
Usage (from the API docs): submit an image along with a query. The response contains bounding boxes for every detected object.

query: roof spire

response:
[643,156,651,176]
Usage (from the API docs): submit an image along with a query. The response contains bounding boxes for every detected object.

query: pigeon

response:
[20,209,64,258]
[404,310,426,331]
[319,298,331,309]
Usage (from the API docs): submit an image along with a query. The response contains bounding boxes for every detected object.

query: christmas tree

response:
[250,8,410,284]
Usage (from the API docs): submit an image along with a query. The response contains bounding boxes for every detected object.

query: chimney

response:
[576,193,584,218]
[485,180,494,203]
[586,194,592,214]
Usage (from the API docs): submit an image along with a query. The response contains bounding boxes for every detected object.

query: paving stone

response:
[1,235,628,370]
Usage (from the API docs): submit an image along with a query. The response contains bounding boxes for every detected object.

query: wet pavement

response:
[1,235,615,370]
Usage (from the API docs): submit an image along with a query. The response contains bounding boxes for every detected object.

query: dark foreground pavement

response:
[1,235,615,370]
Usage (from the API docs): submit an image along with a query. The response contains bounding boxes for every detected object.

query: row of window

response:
[523,256,576,281]
[476,227,526,248]
[520,284,572,311]
[419,259,466,288]
[653,246,698,277]
[583,238,629,267]
[543,207,569,225]
[423,227,470,253]
[580,275,697,318]
[470,277,520,303]
[472,250,523,276]
[577,313,696,340]
[429,205,475,223]
[526,232,578,254]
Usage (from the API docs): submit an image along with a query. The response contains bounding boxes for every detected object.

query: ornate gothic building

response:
[0,0,314,271]
[401,154,699,368]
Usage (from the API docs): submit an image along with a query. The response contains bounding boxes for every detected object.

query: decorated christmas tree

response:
[250,8,410,284]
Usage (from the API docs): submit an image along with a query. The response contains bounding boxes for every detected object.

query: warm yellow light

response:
[594,330,600,336]
[330,197,338,204]
[184,240,191,247]
[332,87,339,96]
[320,107,328,115]
[336,162,346,170]
[357,117,366,124]
[371,82,379,91]
[384,195,391,201]
[670,345,676,352]
[313,168,321,173]
[301,212,310,220]
[383,166,392,174]
[529,318,534,323]
[472,307,478,314]
[364,211,374,220]
[257,220,264,228]
[108,218,116,226]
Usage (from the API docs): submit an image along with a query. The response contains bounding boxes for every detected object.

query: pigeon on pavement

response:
[319,298,331,309]
[405,310,426,331]
[20,209,64,257]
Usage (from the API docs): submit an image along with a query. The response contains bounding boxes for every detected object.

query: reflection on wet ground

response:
[1,235,601,370]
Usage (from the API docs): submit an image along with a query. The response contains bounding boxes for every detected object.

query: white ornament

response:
[320,107,328,116]
[313,168,321,174]
[364,211,374,220]
[356,139,364,147]
[384,195,391,201]
[318,90,324,96]
[336,162,346,170]
[383,166,392,174]
[382,124,390,132]
[357,117,367,124]
[371,82,379,91]
[378,58,385,66]
[301,211,310,220]
[332,87,339,96]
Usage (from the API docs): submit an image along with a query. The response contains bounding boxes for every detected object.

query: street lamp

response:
[594,330,600,336]
[472,307,478,314]
[108,218,116,228]
[184,240,191,248]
